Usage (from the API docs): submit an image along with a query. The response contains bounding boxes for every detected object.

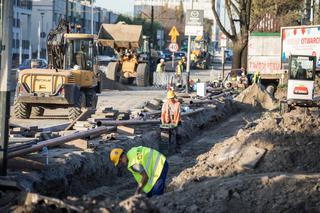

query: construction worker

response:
[110,146,169,197]
[181,56,187,70]
[161,89,181,126]
[156,59,165,73]
[239,72,248,89]
[253,70,261,84]
[161,89,181,152]
[190,52,196,68]
[75,44,87,69]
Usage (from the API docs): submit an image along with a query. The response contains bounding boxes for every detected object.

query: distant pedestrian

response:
[156,59,165,73]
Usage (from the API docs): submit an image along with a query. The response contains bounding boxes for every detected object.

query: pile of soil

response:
[235,84,277,110]
[169,108,320,190]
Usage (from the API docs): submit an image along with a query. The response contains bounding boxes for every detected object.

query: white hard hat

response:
[160,59,165,62]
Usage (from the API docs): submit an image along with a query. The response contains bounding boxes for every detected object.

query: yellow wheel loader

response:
[97,23,151,87]
[14,20,100,120]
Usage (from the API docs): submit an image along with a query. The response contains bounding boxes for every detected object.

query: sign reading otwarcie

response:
[185,10,204,36]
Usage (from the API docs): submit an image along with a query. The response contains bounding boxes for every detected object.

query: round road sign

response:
[168,42,179,52]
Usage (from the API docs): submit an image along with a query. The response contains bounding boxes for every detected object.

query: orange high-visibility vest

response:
[161,100,181,125]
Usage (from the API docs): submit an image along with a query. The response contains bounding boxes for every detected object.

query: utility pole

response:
[186,0,194,94]
[65,0,69,22]
[0,0,14,176]
[91,0,94,34]
[19,25,23,64]
[151,5,154,47]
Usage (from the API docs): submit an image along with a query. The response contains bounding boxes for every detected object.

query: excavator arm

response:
[47,19,69,69]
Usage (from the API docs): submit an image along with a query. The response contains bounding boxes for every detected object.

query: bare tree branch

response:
[230,0,240,16]
[226,0,237,36]
[211,0,235,39]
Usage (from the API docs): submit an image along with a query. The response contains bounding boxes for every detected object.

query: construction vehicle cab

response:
[14,20,100,120]
[191,36,211,70]
[280,55,319,113]
[98,23,151,86]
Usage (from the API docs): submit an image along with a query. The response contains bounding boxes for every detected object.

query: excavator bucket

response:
[97,23,143,49]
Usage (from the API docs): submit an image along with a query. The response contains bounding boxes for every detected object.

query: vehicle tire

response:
[136,63,149,87]
[68,91,86,120]
[106,62,119,81]
[14,102,31,119]
[85,89,97,108]
[31,107,44,116]
[280,101,290,115]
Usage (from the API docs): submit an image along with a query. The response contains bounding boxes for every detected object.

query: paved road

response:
[9,64,228,129]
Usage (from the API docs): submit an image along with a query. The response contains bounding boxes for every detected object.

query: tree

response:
[251,0,304,27]
[204,18,213,40]
[176,0,185,23]
[212,0,252,70]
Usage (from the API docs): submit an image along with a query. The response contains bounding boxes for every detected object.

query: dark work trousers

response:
[147,161,169,197]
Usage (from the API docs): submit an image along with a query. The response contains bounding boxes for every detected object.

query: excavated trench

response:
[11,97,238,206]
[10,85,320,212]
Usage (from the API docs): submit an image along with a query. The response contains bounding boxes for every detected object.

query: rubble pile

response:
[234,84,277,110]
[170,109,320,189]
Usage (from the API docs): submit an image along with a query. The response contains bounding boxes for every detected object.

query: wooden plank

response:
[8,157,45,171]
[117,126,135,135]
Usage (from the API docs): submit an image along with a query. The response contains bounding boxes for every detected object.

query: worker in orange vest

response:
[161,90,181,126]
[161,90,181,152]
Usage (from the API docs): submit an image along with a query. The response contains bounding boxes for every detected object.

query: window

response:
[289,56,314,81]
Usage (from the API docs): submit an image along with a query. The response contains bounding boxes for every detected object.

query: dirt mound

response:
[169,109,320,190]
[235,84,277,110]
[152,173,320,213]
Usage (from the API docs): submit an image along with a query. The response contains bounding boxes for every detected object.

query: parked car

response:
[224,50,233,61]
[18,59,48,71]
[163,51,172,61]
[173,51,186,60]
[16,58,48,80]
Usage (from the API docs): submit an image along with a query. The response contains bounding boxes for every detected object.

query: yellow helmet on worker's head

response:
[167,90,176,99]
[110,148,124,166]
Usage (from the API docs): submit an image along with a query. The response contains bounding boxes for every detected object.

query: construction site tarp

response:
[98,23,143,49]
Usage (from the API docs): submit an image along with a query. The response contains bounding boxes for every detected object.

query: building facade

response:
[133,0,227,44]
[13,0,32,66]
[31,0,118,59]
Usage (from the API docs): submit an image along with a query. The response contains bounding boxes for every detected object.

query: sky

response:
[96,0,134,15]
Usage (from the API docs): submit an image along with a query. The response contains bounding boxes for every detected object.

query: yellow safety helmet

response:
[167,90,176,99]
[110,148,124,166]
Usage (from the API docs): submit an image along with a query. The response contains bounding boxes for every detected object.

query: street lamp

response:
[19,13,31,64]
[41,12,45,58]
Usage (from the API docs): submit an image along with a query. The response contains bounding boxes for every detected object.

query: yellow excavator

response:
[14,20,101,120]
[191,36,211,69]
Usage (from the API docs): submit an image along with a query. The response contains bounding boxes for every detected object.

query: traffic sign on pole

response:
[169,26,180,43]
[185,10,204,36]
[168,42,179,52]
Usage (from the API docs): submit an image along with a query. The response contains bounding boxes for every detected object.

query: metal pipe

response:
[188,92,232,104]
[8,126,115,159]
[182,108,206,117]
[96,119,161,127]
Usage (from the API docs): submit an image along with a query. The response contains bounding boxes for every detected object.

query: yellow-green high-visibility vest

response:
[127,146,166,193]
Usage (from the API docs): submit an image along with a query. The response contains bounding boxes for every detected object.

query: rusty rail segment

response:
[8,126,116,158]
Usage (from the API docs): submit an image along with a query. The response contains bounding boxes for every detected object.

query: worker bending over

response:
[110,146,169,197]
